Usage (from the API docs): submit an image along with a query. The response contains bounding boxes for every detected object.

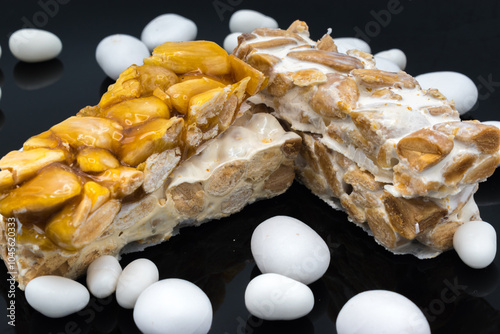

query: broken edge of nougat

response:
[234,20,500,258]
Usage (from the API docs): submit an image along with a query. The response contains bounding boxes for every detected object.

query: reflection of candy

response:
[0,109,4,130]
[457,263,499,297]
[13,59,63,90]
[9,28,62,63]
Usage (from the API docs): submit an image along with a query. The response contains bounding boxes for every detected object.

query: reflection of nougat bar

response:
[235,20,500,257]
[0,41,301,289]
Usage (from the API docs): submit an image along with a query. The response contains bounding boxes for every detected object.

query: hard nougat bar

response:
[234,20,500,258]
[0,41,301,289]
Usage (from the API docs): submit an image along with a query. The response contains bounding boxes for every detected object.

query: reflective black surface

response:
[0,1,499,333]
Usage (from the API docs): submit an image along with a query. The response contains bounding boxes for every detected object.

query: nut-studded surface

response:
[234,20,500,257]
[0,41,301,289]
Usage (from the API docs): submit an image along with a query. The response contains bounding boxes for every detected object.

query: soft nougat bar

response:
[0,41,301,289]
[235,21,500,257]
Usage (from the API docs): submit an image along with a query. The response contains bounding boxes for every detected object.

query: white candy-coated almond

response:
[86,255,122,298]
[141,13,197,52]
[251,215,330,285]
[95,34,149,80]
[415,71,478,114]
[229,9,278,33]
[223,32,242,53]
[245,273,314,321]
[374,55,401,72]
[336,290,430,334]
[374,48,407,70]
[333,37,371,54]
[25,276,89,318]
[9,29,62,63]
[134,279,213,334]
[453,220,497,269]
[116,258,159,309]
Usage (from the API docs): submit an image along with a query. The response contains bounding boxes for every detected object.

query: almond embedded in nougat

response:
[351,69,418,89]
[382,193,447,240]
[287,50,364,73]
[311,73,359,119]
[396,128,454,171]
[433,121,500,154]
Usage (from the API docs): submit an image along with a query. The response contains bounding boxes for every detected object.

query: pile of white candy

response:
[25,256,213,334]
[95,13,197,80]
[246,216,330,320]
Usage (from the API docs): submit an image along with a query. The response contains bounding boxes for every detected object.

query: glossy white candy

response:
[0,44,2,60]
[374,55,401,72]
[223,32,242,53]
[374,48,407,70]
[415,71,478,114]
[86,255,122,298]
[453,220,497,269]
[116,258,159,309]
[251,216,330,285]
[141,13,197,52]
[333,37,371,54]
[95,34,149,80]
[336,290,430,334]
[245,273,314,320]
[9,29,62,63]
[134,279,213,334]
[229,9,278,33]
[25,276,89,318]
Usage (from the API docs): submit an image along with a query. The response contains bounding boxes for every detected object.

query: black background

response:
[0,0,500,333]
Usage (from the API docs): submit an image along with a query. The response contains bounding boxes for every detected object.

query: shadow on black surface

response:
[1,182,499,333]
[0,69,4,87]
[475,170,500,206]
[0,109,5,131]
[13,59,64,91]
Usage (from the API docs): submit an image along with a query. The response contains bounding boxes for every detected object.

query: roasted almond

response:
[287,50,364,72]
